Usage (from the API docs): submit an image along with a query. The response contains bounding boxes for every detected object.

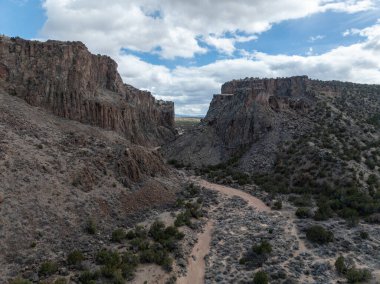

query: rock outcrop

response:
[0,36,175,146]
[0,36,181,281]
[164,76,380,171]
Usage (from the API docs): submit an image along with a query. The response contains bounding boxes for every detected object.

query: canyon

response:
[1,36,379,284]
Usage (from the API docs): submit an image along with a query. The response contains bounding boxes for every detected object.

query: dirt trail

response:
[178,178,270,284]
[195,178,270,212]
[177,221,214,284]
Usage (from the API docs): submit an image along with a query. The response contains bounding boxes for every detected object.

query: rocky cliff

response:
[0,36,175,146]
[164,76,380,172]
[0,36,181,282]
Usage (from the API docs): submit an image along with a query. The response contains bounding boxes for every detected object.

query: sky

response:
[1,0,380,115]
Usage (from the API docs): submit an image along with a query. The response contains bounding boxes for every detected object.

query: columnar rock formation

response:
[0,36,180,281]
[164,76,380,171]
[0,36,175,146]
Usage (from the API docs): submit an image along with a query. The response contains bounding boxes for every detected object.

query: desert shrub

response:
[346,215,359,227]
[54,278,67,284]
[39,261,58,277]
[184,183,200,197]
[338,207,359,219]
[85,219,97,235]
[165,276,177,284]
[346,268,371,283]
[306,225,334,244]
[96,249,121,267]
[168,159,185,169]
[119,252,139,280]
[252,240,272,255]
[100,265,119,278]
[253,270,269,284]
[295,207,312,218]
[272,200,282,210]
[335,255,346,275]
[313,203,334,221]
[185,202,203,219]
[79,270,100,284]
[367,174,379,186]
[148,221,184,251]
[288,195,313,207]
[359,231,369,239]
[112,228,126,243]
[9,278,32,284]
[174,211,192,227]
[366,213,380,224]
[67,250,85,266]
[133,225,148,238]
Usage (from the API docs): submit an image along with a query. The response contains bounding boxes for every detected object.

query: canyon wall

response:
[0,36,175,146]
[164,76,380,171]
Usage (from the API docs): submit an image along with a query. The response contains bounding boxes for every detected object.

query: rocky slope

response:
[164,76,380,172]
[0,36,180,282]
[0,36,175,146]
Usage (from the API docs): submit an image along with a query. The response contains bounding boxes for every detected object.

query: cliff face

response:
[204,76,312,150]
[0,36,175,146]
[0,36,180,281]
[164,76,380,171]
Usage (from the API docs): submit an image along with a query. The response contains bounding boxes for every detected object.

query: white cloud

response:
[309,35,325,42]
[118,21,380,115]
[320,0,375,13]
[38,0,380,115]
[40,0,377,59]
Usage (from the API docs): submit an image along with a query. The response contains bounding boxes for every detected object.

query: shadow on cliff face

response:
[163,76,314,171]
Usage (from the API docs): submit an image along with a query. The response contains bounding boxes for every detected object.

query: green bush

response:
[39,261,58,277]
[79,270,100,284]
[96,249,121,267]
[185,183,200,197]
[252,240,272,255]
[313,204,334,221]
[54,278,67,284]
[335,255,346,275]
[272,200,282,210]
[295,207,312,218]
[67,250,85,266]
[9,278,32,284]
[112,228,126,243]
[174,211,192,227]
[306,225,334,244]
[359,231,369,239]
[253,270,269,284]
[85,219,97,235]
[289,195,313,207]
[346,268,371,283]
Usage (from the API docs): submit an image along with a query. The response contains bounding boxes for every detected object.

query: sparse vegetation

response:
[346,267,371,283]
[272,200,282,210]
[85,219,97,235]
[306,225,334,244]
[9,278,32,284]
[253,270,269,284]
[252,240,272,255]
[67,250,85,266]
[335,256,372,283]
[38,261,58,277]
[295,207,312,218]
[240,240,272,268]
[111,228,127,243]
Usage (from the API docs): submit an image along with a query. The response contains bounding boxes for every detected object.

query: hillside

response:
[164,75,380,234]
[0,36,180,283]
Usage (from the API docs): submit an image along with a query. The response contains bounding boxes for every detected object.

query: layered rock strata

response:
[0,36,175,146]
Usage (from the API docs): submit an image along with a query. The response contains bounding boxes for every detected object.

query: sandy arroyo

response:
[177,178,270,284]
[196,178,270,212]
[177,221,214,284]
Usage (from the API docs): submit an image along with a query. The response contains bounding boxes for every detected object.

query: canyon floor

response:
[126,171,380,284]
